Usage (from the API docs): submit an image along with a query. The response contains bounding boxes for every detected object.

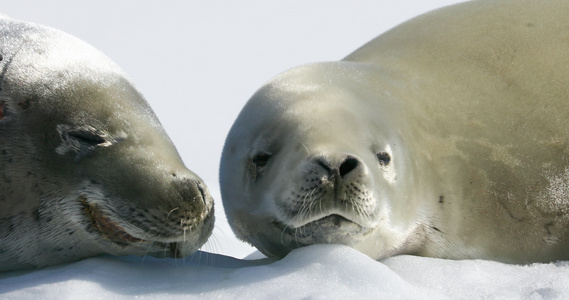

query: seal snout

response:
[311,154,367,188]
[315,155,361,179]
[172,176,214,217]
[280,154,376,229]
[79,173,214,257]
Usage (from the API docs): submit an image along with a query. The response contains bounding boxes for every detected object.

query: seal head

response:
[0,16,214,271]
[221,62,423,259]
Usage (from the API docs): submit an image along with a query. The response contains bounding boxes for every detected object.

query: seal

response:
[220,0,569,264]
[0,16,214,272]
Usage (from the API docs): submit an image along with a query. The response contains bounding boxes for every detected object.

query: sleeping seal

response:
[220,0,569,263]
[0,16,213,271]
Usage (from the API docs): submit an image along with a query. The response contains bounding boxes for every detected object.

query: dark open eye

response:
[376,152,391,166]
[249,152,273,180]
[252,153,272,168]
[67,130,107,146]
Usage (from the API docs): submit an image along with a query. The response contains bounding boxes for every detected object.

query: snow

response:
[1,0,569,299]
[3,246,569,299]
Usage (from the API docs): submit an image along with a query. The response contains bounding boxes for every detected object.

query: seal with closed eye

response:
[0,16,214,271]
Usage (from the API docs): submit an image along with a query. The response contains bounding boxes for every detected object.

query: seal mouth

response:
[274,214,372,241]
[81,197,183,258]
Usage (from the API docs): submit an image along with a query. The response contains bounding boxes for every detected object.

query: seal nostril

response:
[339,156,359,178]
[316,158,333,173]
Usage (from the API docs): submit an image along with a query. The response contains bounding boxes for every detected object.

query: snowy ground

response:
[2,246,569,299]
[2,1,569,299]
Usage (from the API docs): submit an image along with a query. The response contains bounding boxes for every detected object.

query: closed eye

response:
[56,124,126,161]
[67,130,107,146]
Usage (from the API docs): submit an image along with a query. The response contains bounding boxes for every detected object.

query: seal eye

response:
[252,153,272,168]
[56,124,126,161]
[67,130,107,146]
[250,152,272,179]
[376,152,391,166]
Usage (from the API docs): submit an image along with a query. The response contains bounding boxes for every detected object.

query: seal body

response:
[0,16,214,271]
[220,0,569,263]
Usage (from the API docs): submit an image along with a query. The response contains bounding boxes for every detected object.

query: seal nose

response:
[161,174,214,227]
[315,155,362,179]
[176,177,212,210]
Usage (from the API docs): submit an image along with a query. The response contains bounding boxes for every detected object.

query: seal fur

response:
[220,0,569,263]
[0,16,214,271]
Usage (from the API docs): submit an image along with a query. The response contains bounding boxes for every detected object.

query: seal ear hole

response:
[376,152,391,166]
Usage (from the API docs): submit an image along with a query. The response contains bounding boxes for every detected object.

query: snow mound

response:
[2,244,569,299]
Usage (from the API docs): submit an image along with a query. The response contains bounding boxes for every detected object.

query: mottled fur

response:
[0,16,213,272]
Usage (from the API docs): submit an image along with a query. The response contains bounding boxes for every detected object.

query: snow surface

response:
[2,245,569,299]
[2,0,569,299]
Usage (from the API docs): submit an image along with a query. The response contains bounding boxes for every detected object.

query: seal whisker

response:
[294,138,311,156]
[167,208,180,219]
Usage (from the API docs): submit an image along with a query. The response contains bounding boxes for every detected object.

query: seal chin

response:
[274,214,373,245]
[81,197,211,258]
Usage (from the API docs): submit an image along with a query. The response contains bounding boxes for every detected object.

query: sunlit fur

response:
[221,0,569,264]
